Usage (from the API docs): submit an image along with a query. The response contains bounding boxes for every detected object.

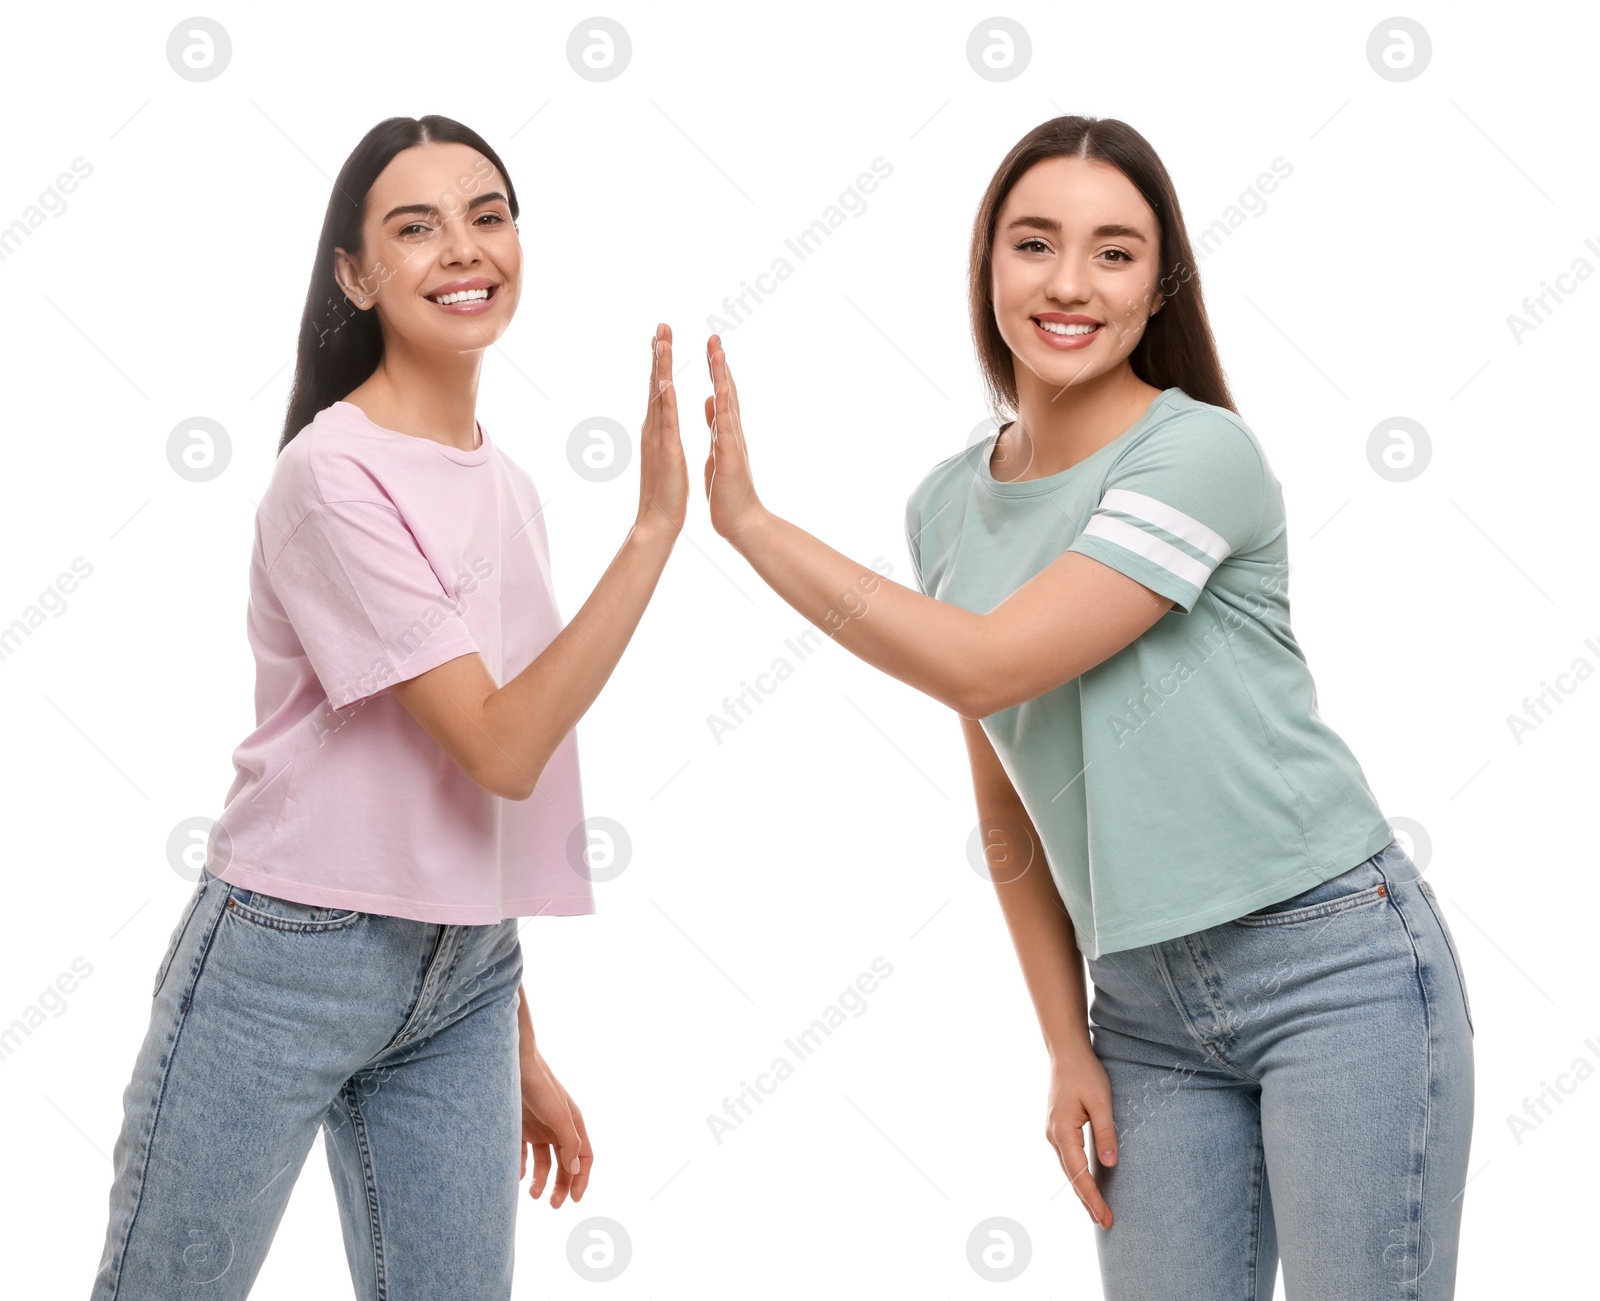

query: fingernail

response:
[570,1157,582,1173]
[1101,1149,1115,1162]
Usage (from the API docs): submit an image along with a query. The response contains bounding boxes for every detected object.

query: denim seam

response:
[381,926,451,1052]
[1175,933,1260,1082]
[1228,884,1388,929]
[1371,854,1430,1300]
[107,884,230,1298]
[151,880,207,999]
[1150,940,1257,1082]
[1249,1122,1269,1300]
[1416,881,1474,1036]
[227,900,365,934]
[340,1077,390,1301]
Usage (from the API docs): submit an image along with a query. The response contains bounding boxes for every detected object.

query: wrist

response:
[724,505,776,558]
[627,514,680,552]
[1046,1031,1097,1068]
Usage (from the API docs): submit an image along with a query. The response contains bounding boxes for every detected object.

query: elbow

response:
[470,756,541,802]
[956,679,994,721]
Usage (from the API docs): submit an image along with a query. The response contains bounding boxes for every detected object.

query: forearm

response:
[727,509,984,715]
[985,810,1095,1063]
[481,522,676,796]
[516,981,537,1058]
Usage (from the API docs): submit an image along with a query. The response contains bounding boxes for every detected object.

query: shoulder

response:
[1113,389,1270,479]
[269,402,396,513]
[905,438,986,520]
[1139,389,1265,456]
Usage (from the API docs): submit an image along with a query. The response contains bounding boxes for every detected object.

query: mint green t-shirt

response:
[905,387,1392,958]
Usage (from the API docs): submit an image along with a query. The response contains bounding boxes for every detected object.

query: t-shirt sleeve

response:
[267,499,483,710]
[904,492,927,595]
[1065,411,1267,615]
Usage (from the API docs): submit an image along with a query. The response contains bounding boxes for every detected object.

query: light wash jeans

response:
[91,868,525,1299]
[1085,839,1475,1299]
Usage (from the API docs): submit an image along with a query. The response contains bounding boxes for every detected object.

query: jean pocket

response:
[1230,868,1389,928]
[1417,878,1474,1036]
[153,876,209,998]
[227,887,365,934]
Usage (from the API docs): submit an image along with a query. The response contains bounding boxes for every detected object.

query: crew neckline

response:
[978,387,1180,497]
[331,400,491,466]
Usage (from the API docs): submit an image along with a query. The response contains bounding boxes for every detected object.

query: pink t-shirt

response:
[206,399,597,924]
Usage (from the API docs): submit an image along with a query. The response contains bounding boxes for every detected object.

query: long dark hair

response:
[278,115,521,454]
[968,115,1236,419]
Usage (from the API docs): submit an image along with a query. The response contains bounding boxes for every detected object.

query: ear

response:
[332,247,369,307]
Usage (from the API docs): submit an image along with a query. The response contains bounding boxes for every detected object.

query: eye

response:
[1102,248,1133,263]
[1014,238,1050,254]
[398,222,429,237]
[475,212,507,226]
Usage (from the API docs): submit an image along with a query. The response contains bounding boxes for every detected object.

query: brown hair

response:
[968,115,1236,420]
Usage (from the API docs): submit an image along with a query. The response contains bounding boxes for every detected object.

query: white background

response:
[1,1,1595,1296]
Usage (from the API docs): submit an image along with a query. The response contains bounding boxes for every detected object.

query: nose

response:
[439,217,483,265]
[1045,259,1090,307]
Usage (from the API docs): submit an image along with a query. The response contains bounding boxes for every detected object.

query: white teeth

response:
[432,288,491,305]
[1037,319,1099,336]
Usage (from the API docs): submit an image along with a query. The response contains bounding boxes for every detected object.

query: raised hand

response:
[702,333,769,544]
[636,322,688,538]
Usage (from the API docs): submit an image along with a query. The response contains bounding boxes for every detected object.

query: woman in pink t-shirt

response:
[92,116,690,1299]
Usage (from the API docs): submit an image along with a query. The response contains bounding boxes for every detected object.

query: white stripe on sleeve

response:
[1099,488,1232,564]
[1079,513,1214,590]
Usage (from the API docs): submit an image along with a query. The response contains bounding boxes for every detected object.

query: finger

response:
[722,341,742,424]
[569,1112,595,1202]
[530,1142,551,1199]
[552,1107,584,1188]
[1086,1098,1118,1168]
[1057,1131,1111,1227]
[551,1157,574,1208]
[643,328,662,437]
[709,335,742,426]
[657,333,679,434]
[709,346,738,445]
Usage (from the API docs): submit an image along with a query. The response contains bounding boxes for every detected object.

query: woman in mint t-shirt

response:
[696,115,1475,1297]
[93,117,694,1298]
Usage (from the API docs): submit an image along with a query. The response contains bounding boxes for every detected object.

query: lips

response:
[425,278,499,302]
[424,281,502,317]
[1030,315,1102,349]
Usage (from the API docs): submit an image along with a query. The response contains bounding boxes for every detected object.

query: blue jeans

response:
[1084,840,1474,1300]
[91,869,525,1299]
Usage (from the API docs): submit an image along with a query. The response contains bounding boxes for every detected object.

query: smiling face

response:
[990,156,1164,393]
[332,140,520,353]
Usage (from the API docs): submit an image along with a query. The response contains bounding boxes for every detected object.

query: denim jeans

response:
[91,868,525,1299]
[1084,840,1475,1300]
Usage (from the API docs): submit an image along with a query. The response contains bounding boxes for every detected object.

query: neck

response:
[349,344,485,451]
[1001,362,1162,479]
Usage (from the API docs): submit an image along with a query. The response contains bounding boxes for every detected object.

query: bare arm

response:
[731,516,1171,718]
[960,713,1119,1228]
[390,324,688,800]
[959,715,1093,1062]
[702,336,1172,720]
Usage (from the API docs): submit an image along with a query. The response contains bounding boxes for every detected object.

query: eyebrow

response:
[1004,215,1148,242]
[381,191,510,224]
